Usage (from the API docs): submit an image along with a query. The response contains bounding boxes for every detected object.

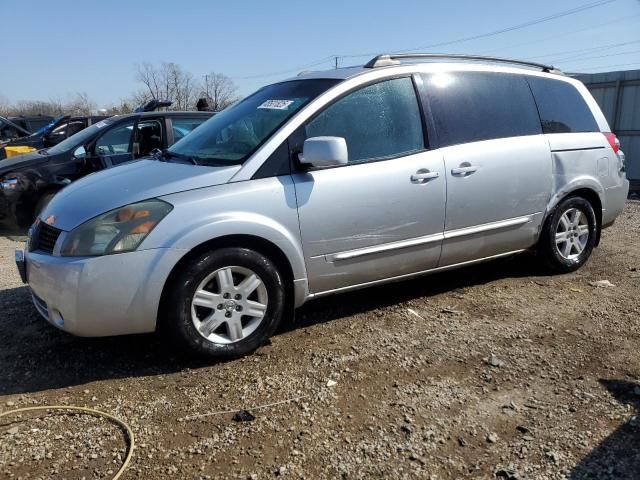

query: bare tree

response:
[9,99,65,117]
[135,61,199,110]
[135,62,163,100]
[201,72,238,111]
[64,92,96,115]
[0,95,10,117]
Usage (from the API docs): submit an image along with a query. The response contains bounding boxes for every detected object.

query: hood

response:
[43,159,242,231]
[0,150,50,175]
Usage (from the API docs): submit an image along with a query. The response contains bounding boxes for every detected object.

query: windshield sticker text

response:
[257,100,295,110]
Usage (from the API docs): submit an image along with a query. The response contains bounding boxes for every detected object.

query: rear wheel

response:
[539,196,598,273]
[165,247,285,358]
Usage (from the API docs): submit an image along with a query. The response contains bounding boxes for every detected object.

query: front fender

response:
[143,177,309,305]
[161,211,307,282]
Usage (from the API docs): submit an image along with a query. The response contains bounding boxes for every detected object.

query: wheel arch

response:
[546,186,603,246]
[157,234,300,332]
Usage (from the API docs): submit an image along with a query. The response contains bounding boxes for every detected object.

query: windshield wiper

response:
[156,149,201,165]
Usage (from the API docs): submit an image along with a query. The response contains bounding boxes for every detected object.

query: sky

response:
[1,0,640,108]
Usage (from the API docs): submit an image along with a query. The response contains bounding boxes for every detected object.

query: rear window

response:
[28,118,54,131]
[423,72,541,148]
[526,77,598,134]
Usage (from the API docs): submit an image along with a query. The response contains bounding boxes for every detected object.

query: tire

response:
[165,247,285,358]
[539,196,598,273]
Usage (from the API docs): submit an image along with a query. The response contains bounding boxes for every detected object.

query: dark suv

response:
[0,111,211,228]
[9,115,55,133]
[0,115,109,160]
[0,116,32,144]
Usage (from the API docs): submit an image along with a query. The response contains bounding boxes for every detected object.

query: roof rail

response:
[364,53,562,74]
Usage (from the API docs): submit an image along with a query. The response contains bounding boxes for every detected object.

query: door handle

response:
[451,165,478,176]
[411,169,440,183]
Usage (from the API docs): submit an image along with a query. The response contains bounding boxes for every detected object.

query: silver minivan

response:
[17,54,629,358]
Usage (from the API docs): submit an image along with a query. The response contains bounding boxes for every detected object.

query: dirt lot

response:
[1,202,640,480]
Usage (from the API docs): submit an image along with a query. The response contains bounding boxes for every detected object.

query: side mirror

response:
[298,136,348,168]
[73,145,87,159]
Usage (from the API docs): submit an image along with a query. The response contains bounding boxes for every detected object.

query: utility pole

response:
[334,56,339,69]
[203,74,210,99]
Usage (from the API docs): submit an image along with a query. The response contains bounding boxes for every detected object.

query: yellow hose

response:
[0,405,134,480]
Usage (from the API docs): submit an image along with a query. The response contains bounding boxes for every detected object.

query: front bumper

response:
[24,247,185,337]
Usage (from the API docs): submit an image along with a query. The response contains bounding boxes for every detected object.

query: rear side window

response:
[28,118,53,131]
[171,117,207,142]
[305,77,424,164]
[526,76,598,134]
[423,72,541,147]
[135,120,163,158]
[95,120,135,155]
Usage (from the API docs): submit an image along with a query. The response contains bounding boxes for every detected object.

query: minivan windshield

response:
[167,79,339,166]
[45,118,115,155]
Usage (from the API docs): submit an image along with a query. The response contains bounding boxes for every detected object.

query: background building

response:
[573,69,640,194]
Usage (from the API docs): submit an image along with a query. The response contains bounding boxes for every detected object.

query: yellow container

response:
[4,146,37,158]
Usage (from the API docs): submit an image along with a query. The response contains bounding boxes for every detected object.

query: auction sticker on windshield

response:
[258,100,295,110]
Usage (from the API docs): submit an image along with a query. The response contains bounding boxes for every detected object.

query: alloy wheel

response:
[190,266,268,344]
[555,207,590,260]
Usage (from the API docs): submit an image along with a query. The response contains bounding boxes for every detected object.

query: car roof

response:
[104,111,213,122]
[136,111,212,118]
[9,114,54,120]
[292,66,367,81]
[67,115,109,121]
[289,54,568,84]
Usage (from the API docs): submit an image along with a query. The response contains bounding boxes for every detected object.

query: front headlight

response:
[0,178,19,190]
[60,199,173,257]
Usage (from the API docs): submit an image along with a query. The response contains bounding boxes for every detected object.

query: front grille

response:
[31,223,62,255]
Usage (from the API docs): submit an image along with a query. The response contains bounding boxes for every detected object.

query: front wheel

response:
[165,247,285,358]
[539,196,598,273]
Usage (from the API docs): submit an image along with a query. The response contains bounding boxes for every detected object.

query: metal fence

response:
[573,69,640,191]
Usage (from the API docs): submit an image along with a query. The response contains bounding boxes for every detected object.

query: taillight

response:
[603,132,620,153]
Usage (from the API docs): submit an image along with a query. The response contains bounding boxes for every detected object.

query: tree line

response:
[0,62,239,118]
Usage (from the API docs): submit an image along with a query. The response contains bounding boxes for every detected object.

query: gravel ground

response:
[1,201,640,480]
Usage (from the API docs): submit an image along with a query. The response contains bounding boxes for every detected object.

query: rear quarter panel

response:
[545,132,627,224]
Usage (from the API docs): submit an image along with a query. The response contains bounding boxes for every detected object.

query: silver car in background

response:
[17,53,629,358]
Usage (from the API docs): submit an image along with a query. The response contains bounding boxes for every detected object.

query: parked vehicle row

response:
[0,115,109,160]
[8,114,55,133]
[14,54,629,359]
[0,111,211,228]
[0,115,58,149]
